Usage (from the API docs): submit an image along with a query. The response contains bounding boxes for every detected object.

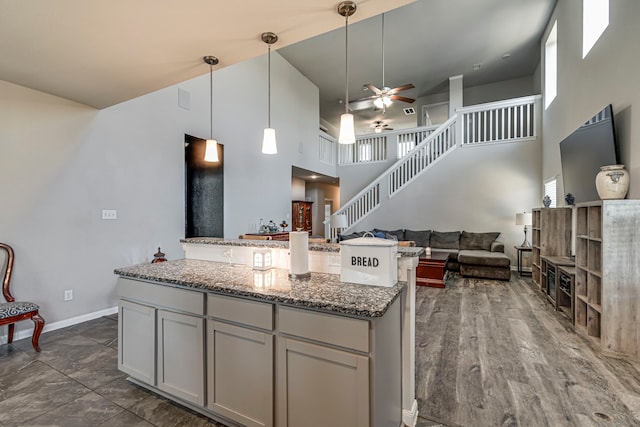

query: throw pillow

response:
[373,228,405,241]
[404,229,431,247]
[339,231,365,241]
[459,231,500,251]
[430,231,461,249]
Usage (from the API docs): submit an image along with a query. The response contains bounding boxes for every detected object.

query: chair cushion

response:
[0,301,39,319]
[458,250,511,268]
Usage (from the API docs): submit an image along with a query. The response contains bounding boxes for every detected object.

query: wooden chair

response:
[0,243,45,352]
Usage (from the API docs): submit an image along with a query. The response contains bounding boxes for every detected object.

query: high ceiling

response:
[0,0,556,136]
[0,0,412,109]
[279,0,557,134]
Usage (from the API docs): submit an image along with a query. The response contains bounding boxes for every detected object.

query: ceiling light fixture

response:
[262,32,278,155]
[338,1,357,145]
[203,56,220,163]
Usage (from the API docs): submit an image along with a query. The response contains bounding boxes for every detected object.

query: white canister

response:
[340,234,398,287]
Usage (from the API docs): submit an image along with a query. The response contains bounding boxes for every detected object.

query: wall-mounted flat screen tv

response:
[559,104,619,204]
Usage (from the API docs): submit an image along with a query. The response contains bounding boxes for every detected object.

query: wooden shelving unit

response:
[531,207,572,291]
[574,200,640,358]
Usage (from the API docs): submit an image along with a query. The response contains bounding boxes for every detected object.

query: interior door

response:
[185,134,223,237]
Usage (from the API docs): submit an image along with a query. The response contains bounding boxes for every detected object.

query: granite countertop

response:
[181,237,424,257]
[114,259,405,318]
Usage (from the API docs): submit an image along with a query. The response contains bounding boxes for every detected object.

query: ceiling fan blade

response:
[349,99,375,111]
[349,94,378,103]
[390,95,415,104]
[365,84,383,95]
[388,83,415,94]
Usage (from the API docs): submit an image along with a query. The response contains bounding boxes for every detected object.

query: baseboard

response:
[403,399,419,427]
[0,306,118,345]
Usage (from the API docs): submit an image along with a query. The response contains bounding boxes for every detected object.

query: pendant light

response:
[338,1,357,144]
[203,55,219,163]
[262,32,278,155]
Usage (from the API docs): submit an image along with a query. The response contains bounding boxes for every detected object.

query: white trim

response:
[402,399,419,427]
[0,306,118,345]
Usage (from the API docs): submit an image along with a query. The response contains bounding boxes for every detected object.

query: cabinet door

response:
[157,310,205,406]
[277,337,369,427]
[118,300,155,385]
[207,320,273,427]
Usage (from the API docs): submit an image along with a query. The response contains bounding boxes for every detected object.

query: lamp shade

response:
[262,128,277,154]
[515,212,532,226]
[338,113,356,144]
[330,214,348,228]
[204,139,219,162]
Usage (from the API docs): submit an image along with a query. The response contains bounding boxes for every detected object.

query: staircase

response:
[323,95,542,241]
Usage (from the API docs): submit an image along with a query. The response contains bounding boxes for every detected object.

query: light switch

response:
[102,209,117,220]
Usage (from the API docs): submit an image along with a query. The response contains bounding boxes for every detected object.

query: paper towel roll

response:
[289,231,310,277]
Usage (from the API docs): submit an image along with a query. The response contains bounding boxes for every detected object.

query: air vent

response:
[403,107,416,115]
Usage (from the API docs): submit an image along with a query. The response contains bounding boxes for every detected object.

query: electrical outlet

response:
[64,289,73,301]
[102,209,117,220]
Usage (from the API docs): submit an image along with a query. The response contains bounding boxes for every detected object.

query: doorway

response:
[185,135,224,237]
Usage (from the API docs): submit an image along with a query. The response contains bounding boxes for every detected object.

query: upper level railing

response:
[321,95,542,240]
[459,95,539,145]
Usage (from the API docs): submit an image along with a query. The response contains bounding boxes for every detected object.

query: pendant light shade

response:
[338,1,357,145]
[261,32,278,154]
[204,139,219,162]
[339,114,356,144]
[203,55,220,163]
[262,128,277,154]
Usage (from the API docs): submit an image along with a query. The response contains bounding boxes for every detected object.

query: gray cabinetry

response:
[206,295,274,427]
[277,301,401,427]
[117,278,206,406]
[118,299,155,385]
[157,310,205,406]
[278,336,369,427]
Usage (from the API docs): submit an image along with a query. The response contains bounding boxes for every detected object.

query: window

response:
[397,140,415,159]
[544,21,558,109]
[358,142,372,162]
[544,178,557,208]
[583,0,609,58]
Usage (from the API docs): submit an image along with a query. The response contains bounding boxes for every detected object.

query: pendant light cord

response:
[209,63,213,139]
[344,12,349,114]
[268,44,271,127]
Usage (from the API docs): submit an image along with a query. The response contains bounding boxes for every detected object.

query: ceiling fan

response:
[350,14,415,113]
[371,120,393,133]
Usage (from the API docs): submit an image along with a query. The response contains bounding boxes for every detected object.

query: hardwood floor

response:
[3,273,640,426]
[416,273,640,427]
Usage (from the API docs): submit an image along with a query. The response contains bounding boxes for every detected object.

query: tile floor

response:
[1,314,444,427]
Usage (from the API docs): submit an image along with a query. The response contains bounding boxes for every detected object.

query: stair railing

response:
[328,114,459,241]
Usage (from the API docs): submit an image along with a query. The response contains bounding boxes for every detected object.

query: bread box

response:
[340,234,398,287]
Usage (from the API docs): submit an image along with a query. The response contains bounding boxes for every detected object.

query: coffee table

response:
[416,252,450,288]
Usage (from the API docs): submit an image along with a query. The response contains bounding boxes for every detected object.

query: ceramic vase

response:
[595,164,630,200]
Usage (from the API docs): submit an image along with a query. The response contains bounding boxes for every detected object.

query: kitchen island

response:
[115,254,419,427]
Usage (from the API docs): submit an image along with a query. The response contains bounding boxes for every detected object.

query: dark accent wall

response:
[185,135,223,237]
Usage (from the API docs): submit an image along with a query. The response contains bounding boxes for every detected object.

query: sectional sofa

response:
[339,228,511,281]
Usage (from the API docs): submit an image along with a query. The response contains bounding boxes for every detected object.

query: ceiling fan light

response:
[374,127,382,134]
[204,139,219,162]
[262,128,277,154]
[373,97,384,109]
[339,113,356,144]
[383,95,392,107]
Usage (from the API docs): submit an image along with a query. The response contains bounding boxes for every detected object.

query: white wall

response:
[541,1,640,200]
[345,139,542,262]
[0,51,326,333]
